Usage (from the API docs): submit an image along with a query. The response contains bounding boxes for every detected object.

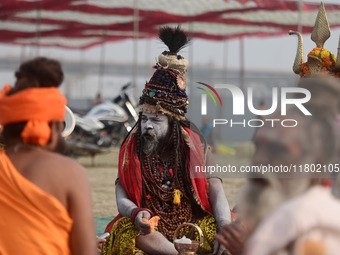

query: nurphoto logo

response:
[196,83,311,128]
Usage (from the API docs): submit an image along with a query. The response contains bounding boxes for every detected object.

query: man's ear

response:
[46,121,60,149]
[56,121,65,133]
[50,121,64,133]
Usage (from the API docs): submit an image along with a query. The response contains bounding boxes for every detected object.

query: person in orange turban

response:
[0,57,97,254]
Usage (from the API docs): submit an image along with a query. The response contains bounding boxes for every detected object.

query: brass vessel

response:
[173,223,204,255]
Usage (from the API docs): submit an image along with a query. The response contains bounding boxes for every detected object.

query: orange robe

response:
[0,150,73,254]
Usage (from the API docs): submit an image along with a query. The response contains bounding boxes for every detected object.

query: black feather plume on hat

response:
[159,26,190,56]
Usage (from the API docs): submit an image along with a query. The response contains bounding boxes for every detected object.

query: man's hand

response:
[134,210,152,235]
[210,221,230,255]
[211,239,229,255]
[214,223,246,255]
[96,236,107,254]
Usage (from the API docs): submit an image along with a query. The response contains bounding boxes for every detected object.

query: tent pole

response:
[297,0,303,33]
[36,9,40,56]
[188,22,194,91]
[98,30,107,96]
[240,37,245,93]
[20,46,26,63]
[132,0,139,95]
[33,8,41,57]
[79,50,85,98]
[217,38,228,141]
[222,38,228,82]
[146,39,151,67]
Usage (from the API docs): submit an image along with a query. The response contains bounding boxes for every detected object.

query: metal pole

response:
[217,38,228,141]
[188,22,194,92]
[240,37,245,93]
[31,8,41,57]
[146,39,151,67]
[79,50,85,97]
[297,0,303,33]
[20,46,26,63]
[35,8,41,56]
[98,31,107,95]
[222,38,228,82]
[132,0,139,93]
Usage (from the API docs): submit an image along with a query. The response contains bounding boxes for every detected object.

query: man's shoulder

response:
[247,187,340,254]
[252,186,340,243]
[29,150,85,175]
[276,186,340,219]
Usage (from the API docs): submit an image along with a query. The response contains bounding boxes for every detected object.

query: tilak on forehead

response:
[0,84,66,145]
[139,26,190,120]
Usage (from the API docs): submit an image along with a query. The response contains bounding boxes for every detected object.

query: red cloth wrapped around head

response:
[0,84,66,145]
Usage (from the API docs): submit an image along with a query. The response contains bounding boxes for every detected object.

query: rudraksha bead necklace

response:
[141,154,199,241]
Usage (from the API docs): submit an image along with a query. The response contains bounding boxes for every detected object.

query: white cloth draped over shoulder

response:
[245,186,340,255]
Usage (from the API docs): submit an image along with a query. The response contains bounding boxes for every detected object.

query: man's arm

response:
[66,160,97,255]
[208,177,231,226]
[115,176,152,235]
[206,148,231,226]
[206,148,231,254]
[115,177,138,218]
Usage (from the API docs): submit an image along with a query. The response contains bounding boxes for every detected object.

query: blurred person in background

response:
[215,77,340,255]
[93,92,104,106]
[251,100,266,142]
[201,116,216,153]
[0,57,97,255]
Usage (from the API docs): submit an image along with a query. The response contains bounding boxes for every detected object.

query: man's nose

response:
[145,121,153,129]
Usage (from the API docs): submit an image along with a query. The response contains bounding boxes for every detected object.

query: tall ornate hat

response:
[139,26,190,120]
[289,3,340,77]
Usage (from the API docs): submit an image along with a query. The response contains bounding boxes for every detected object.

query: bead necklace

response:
[141,154,201,241]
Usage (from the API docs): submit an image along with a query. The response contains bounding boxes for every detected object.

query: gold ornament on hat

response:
[289,2,340,77]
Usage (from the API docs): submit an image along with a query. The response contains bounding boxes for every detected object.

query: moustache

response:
[142,129,157,139]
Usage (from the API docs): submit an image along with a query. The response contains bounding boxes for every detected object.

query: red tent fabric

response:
[1,0,340,49]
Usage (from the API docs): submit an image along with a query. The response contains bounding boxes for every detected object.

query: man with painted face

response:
[103,26,231,255]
